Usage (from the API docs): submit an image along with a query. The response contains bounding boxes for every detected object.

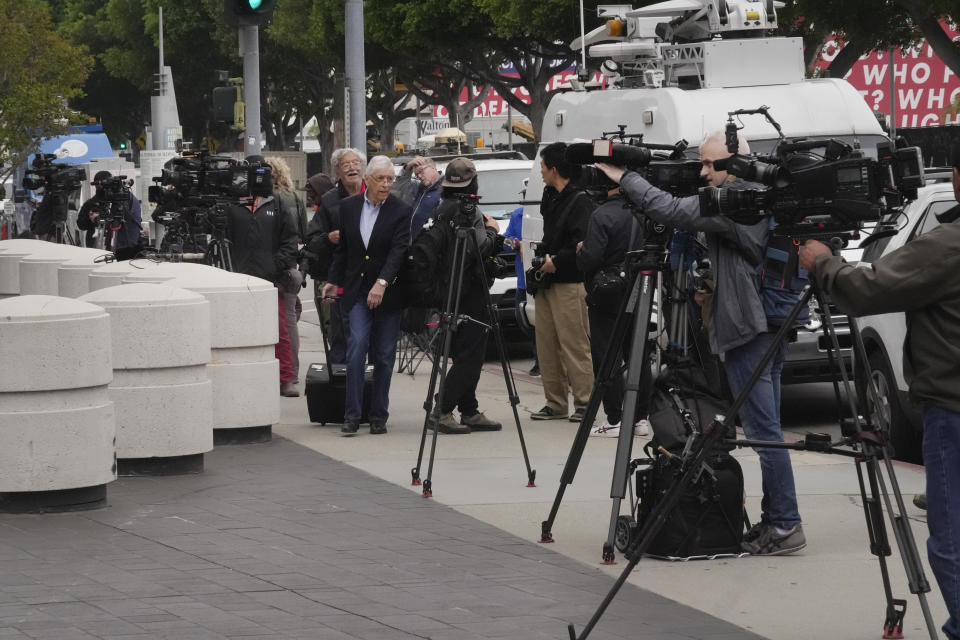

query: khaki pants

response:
[534,282,594,413]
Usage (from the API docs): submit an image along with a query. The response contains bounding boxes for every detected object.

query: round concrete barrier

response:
[80,284,213,475]
[20,246,112,296]
[162,267,279,444]
[0,295,115,513]
[58,253,117,298]
[121,260,176,285]
[0,239,58,297]
[88,260,137,291]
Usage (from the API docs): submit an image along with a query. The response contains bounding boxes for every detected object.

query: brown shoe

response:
[280,382,300,397]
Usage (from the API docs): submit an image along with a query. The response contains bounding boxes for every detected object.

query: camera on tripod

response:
[566,128,703,198]
[441,193,481,227]
[95,174,134,229]
[23,155,87,224]
[698,107,924,238]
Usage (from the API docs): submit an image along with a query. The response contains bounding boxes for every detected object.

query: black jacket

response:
[224,194,299,284]
[576,195,636,284]
[541,184,594,283]
[303,182,350,280]
[328,193,411,313]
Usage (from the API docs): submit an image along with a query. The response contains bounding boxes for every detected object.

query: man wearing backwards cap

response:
[426,157,504,435]
[801,143,960,640]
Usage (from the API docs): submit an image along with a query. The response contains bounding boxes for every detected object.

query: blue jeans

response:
[345,302,401,424]
[922,404,960,640]
[724,331,801,529]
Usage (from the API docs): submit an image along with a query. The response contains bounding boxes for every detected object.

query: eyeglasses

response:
[369,175,396,184]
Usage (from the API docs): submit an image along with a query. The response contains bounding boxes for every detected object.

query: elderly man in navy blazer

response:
[323,156,411,436]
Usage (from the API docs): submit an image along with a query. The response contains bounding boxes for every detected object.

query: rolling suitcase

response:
[305,301,374,425]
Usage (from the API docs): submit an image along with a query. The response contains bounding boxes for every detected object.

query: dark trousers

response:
[345,302,401,423]
[588,304,624,424]
[439,291,489,416]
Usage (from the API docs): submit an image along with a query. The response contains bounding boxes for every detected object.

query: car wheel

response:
[867,350,921,463]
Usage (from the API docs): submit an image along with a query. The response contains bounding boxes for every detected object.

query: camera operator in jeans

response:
[77,171,144,259]
[426,158,504,434]
[531,142,596,424]
[799,149,960,639]
[597,130,806,556]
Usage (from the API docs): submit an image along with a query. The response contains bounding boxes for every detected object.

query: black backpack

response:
[401,216,452,309]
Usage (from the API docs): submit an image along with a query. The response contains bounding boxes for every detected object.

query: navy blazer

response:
[328,193,411,313]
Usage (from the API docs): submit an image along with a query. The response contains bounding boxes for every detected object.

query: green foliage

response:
[0,0,92,180]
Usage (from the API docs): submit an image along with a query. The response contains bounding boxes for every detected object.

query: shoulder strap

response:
[553,190,586,244]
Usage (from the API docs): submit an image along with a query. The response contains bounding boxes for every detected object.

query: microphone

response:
[565,142,653,168]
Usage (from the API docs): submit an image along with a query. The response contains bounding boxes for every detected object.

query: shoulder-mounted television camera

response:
[698,107,924,238]
[566,127,702,198]
[23,154,87,193]
[94,174,135,230]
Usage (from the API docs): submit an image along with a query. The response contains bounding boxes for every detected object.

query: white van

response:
[521,2,886,382]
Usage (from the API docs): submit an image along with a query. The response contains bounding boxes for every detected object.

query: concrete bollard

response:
[58,254,117,298]
[160,265,280,445]
[121,260,176,285]
[0,239,56,298]
[88,260,137,291]
[19,246,112,296]
[0,295,115,513]
[80,284,214,475]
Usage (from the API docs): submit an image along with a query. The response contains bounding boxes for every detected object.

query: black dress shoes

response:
[369,421,387,435]
[341,421,359,436]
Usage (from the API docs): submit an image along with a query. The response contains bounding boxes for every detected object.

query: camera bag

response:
[636,449,745,559]
[305,305,373,425]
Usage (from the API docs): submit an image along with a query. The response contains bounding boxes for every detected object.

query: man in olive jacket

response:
[801,154,960,640]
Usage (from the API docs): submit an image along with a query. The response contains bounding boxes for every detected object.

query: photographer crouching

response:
[425,158,504,434]
[77,170,144,259]
[596,130,807,556]
[799,146,960,640]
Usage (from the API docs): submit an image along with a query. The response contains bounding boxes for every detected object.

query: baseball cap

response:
[442,157,477,188]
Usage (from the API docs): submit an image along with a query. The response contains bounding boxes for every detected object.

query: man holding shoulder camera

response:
[426,157,503,434]
[596,131,806,556]
[531,142,596,423]
[77,170,144,258]
[799,146,960,639]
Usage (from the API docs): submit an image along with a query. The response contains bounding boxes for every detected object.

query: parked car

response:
[855,170,956,462]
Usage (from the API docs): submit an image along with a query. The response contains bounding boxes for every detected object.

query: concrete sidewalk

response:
[277,316,946,640]
[0,438,759,640]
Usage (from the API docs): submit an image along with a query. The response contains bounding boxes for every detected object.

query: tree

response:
[0,0,92,183]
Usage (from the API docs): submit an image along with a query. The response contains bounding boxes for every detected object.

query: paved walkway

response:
[0,438,762,640]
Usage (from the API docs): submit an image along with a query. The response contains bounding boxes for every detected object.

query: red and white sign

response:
[816,22,960,128]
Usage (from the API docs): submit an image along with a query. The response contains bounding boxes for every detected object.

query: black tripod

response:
[205,226,234,272]
[566,247,938,640]
[540,214,686,563]
[410,216,536,498]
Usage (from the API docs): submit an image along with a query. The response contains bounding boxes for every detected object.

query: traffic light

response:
[224,0,276,26]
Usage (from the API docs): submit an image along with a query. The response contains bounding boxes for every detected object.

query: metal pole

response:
[345,0,367,150]
[578,0,588,79]
[888,48,897,138]
[158,6,164,92]
[507,103,513,150]
[241,24,262,156]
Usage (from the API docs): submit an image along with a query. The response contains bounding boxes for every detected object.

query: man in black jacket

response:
[426,158,504,435]
[576,190,643,437]
[531,142,596,423]
[304,148,366,363]
[224,179,300,397]
[323,156,411,436]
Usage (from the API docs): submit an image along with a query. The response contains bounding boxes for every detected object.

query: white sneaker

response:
[590,422,621,437]
[634,419,651,437]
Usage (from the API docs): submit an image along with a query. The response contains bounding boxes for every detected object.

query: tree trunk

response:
[899,0,960,79]
[826,39,864,80]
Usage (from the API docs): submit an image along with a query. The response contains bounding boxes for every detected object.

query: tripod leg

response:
[540,272,639,543]
[603,270,658,563]
[418,231,470,498]
[467,231,536,488]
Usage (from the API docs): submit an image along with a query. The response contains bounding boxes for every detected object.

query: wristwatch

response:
[376,278,388,287]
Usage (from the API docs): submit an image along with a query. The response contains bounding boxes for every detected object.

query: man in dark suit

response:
[323,156,411,436]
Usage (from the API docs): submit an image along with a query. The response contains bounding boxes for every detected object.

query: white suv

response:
[856,171,956,462]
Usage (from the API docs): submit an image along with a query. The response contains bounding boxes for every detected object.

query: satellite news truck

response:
[520,0,886,383]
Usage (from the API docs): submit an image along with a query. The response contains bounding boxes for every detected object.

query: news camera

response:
[149,151,273,236]
[698,107,924,238]
[95,174,134,230]
[566,128,702,198]
[22,154,87,193]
